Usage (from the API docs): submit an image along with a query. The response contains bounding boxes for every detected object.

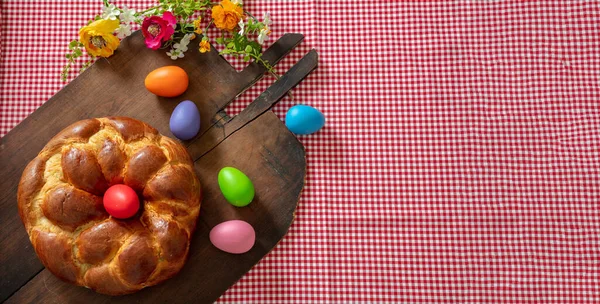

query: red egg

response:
[103,184,140,219]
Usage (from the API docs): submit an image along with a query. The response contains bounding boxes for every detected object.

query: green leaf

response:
[74,49,83,57]
[215,37,225,45]
[232,34,249,52]
[249,41,261,54]
[248,22,258,31]
[244,45,253,53]
[227,42,235,48]
[65,53,72,59]
[243,55,250,62]
[232,38,241,51]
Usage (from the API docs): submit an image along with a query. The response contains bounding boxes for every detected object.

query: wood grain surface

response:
[0,31,317,303]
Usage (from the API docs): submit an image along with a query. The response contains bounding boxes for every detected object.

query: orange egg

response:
[144,66,189,97]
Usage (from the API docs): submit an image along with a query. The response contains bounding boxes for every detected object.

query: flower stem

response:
[203,20,214,34]
[245,52,293,101]
[136,5,161,16]
[245,10,258,22]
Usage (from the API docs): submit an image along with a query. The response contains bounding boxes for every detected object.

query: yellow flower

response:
[79,19,120,57]
[199,40,211,53]
[193,17,203,34]
[212,0,244,32]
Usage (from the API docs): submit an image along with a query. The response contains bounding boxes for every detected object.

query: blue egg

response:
[170,100,201,140]
[285,105,325,135]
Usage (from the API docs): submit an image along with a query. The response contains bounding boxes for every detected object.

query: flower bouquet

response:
[61,0,274,81]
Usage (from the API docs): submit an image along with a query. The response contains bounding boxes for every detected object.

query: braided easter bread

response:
[17,117,202,295]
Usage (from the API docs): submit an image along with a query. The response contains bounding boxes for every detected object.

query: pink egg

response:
[209,220,255,254]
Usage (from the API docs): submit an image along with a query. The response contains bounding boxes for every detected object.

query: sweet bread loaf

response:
[17,117,201,295]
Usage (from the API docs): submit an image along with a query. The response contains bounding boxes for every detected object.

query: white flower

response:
[231,0,243,5]
[120,6,136,23]
[173,43,188,52]
[166,49,184,60]
[263,12,271,26]
[257,27,269,44]
[173,34,194,52]
[101,4,120,20]
[181,33,194,44]
[115,24,132,39]
[238,19,245,35]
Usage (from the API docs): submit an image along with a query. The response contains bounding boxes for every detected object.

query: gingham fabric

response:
[1,1,599,303]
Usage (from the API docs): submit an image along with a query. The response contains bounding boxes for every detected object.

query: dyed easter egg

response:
[103,184,139,219]
[170,100,201,140]
[285,105,325,135]
[144,66,189,97]
[209,220,255,254]
[218,167,255,207]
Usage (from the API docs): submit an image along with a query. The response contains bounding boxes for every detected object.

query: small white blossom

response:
[173,43,188,52]
[115,24,132,39]
[263,12,271,26]
[181,33,194,44]
[101,4,120,20]
[238,20,245,35]
[231,0,243,5]
[257,27,269,44]
[173,33,194,53]
[119,6,136,23]
[166,49,184,60]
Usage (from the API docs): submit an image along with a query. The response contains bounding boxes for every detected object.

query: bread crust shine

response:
[17,117,202,295]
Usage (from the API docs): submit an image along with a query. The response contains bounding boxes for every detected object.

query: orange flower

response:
[193,17,203,34]
[212,0,244,32]
[199,40,211,53]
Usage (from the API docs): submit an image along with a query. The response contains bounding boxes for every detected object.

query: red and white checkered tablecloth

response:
[2,1,600,303]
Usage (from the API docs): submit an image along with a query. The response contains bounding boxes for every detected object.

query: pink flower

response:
[142,12,177,50]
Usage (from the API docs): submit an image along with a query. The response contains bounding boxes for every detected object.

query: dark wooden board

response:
[0,31,317,303]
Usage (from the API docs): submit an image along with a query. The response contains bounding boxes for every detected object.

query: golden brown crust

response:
[41,119,102,155]
[105,117,159,142]
[145,216,189,262]
[97,139,126,185]
[124,145,168,191]
[117,234,159,285]
[62,146,109,195]
[160,137,193,164]
[31,229,81,284]
[42,186,106,231]
[84,265,135,295]
[17,117,201,296]
[143,165,199,204]
[76,219,129,265]
[17,158,46,230]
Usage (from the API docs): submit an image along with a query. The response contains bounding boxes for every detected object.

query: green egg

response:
[218,167,255,207]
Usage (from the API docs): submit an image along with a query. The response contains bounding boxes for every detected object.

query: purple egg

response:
[170,100,201,140]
